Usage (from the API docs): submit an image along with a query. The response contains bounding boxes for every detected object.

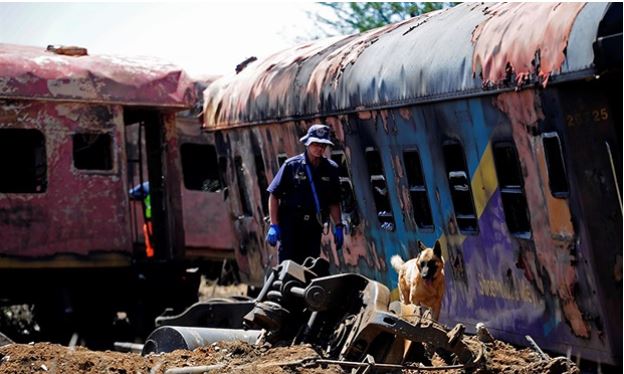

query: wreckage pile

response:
[0,336,579,373]
[0,260,581,373]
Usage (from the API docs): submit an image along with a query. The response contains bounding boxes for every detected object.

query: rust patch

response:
[0,101,131,257]
[472,3,586,88]
[399,107,412,121]
[0,43,195,107]
[392,154,409,222]
[357,110,374,120]
[203,36,348,128]
[516,241,545,294]
[534,142,574,237]
[379,110,390,134]
[392,153,404,179]
[307,18,414,95]
[323,116,345,144]
[494,90,590,338]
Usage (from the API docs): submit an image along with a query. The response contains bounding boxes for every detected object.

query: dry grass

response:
[198,276,249,300]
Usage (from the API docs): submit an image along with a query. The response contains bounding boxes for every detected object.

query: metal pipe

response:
[114,342,144,353]
[317,359,466,371]
[164,357,317,373]
[164,364,225,374]
[525,335,549,361]
[289,286,306,297]
[142,326,262,355]
[255,271,275,301]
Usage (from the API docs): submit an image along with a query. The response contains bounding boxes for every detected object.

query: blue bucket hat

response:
[300,124,334,147]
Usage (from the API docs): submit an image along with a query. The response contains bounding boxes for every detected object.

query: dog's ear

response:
[433,240,442,259]
[418,240,427,252]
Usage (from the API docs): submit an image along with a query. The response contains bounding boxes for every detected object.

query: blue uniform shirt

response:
[267,153,340,219]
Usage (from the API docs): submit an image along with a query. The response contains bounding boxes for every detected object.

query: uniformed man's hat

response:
[300,124,334,147]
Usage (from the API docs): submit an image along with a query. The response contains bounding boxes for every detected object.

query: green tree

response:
[314,2,454,35]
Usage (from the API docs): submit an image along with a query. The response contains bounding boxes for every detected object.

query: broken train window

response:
[0,128,47,193]
[365,147,394,231]
[442,141,478,234]
[402,149,434,230]
[542,132,569,198]
[72,132,113,171]
[234,155,253,216]
[331,150,359,226]
[492,142,531,235]
[254,153,270,216]
[180,143,223,192]
[277,153,288,168]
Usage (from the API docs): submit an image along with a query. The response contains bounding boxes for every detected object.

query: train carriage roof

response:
[203,2,617,130]
[0,43,195,108]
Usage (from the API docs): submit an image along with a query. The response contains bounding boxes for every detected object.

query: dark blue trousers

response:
[278,213,323,265]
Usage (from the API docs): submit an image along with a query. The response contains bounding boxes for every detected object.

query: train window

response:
[442,142,478,234]
[234,156,253,216]
[365,148,395,231]
[277,153,288,168]
[254,154,269,215]
[493,143,531,235]
[331,151,358,220]
[402,150,434,230]
[72,132,113,171]
[0,128,47,193]
[180,143,222,192]
[542,132,569,197]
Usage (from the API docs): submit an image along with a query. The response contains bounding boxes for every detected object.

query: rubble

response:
[0,337,581,373]
[0,262,583,373]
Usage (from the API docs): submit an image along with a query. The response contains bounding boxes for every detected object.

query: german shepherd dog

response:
[390,241,445,320]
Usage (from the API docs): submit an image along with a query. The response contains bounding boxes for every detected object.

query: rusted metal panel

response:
[176,115,236,255]
[198,1,619,364]
[162,111,186,257]
[472,3,587,87]
[0,43,195,108]
[0,100,132,260]
[493,90,588,337]
[203,2,607,130]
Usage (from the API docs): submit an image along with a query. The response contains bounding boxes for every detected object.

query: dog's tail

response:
[390,255,404,273]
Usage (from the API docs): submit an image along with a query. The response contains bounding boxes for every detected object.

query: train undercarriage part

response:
[142,258,483,369]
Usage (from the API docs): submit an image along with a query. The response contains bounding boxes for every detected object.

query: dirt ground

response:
[0,335,580,374]
[0,279,581,373]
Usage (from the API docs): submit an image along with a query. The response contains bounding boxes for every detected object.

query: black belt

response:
[280,208,321,223]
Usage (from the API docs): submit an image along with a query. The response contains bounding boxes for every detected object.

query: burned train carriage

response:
[202,2,622,366]
[0,44,235,345]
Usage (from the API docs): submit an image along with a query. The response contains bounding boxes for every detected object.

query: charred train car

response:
[0,44,235,345]
[201,3,622,366]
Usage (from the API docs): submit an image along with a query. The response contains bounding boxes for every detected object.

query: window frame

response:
[365,147,395,231]
[331,149,360,227]
[71,131,115,174]
[179,142,223,192]
[401,148,434,231]
[442,140,479,234]
[254,152,270,216]
[277,153,288,168]
[234,155,253,217]
[0,128,48,194]
[492,141,532,237]
[541,132,570,198]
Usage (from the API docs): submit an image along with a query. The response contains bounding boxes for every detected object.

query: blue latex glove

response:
[333,224,344,250]
[266,224,280,246]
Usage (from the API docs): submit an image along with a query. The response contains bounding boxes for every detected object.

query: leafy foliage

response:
[314,2,454,35]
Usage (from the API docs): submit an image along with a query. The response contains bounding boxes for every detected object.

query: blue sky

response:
[0,2,330,77]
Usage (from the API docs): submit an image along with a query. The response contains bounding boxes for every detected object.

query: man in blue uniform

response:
[265,124,344,264]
